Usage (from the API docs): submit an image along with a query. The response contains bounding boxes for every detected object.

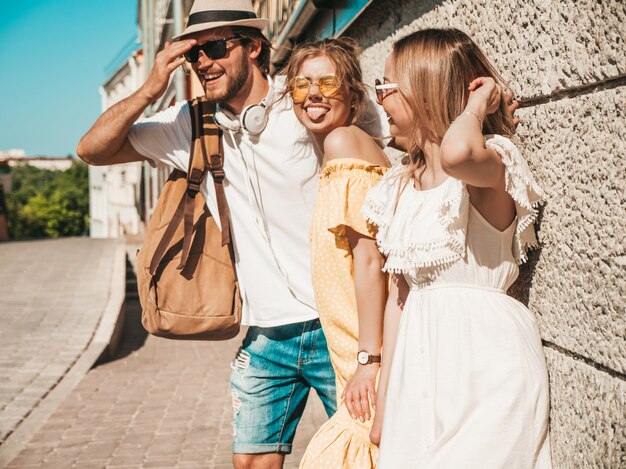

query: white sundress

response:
[363,135,552,469]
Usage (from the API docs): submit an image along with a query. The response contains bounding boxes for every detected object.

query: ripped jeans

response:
[230,318,337,454]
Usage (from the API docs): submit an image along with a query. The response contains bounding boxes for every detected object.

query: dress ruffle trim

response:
[485,134,546,263]
[379,178,468,273]
[320,159,386,179]
[299,412,378,469]
[321,159,387,240]
[362,136,546,273]
[361,163,403,231]
[363,164,468,273]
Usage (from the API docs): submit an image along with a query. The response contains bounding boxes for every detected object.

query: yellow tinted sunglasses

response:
[289,74,342,104]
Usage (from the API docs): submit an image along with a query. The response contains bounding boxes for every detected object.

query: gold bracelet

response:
[459,110,483,128]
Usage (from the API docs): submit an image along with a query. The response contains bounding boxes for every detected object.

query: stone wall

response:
[346,1,626,467]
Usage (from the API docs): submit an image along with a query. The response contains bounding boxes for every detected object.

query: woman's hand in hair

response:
[467,77,502,118]
[503,89,521,128]
[468,77,521,128]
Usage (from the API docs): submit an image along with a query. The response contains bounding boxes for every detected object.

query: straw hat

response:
[174,0,268,39]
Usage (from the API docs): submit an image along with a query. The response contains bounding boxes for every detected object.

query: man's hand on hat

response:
[138,39,197,103]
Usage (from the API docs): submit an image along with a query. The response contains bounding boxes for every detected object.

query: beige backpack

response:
[136,97,241,340]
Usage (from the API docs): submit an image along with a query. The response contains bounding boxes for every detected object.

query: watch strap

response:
[358,350,381,364]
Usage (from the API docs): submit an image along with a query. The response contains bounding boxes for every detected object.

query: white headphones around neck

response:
[213,76,275,135]
[214,100,268,135]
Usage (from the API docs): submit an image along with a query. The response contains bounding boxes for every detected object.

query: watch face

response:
[357,351,369,364]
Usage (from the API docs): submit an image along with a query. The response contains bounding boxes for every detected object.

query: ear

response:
[247,37,262,60]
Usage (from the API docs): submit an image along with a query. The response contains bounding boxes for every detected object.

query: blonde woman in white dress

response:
[364,28,552,468]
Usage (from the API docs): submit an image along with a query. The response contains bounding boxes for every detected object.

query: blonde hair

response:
[282,37,369,125]
[392,28,515,170]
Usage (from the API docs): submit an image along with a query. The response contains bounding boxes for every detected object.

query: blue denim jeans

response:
[230,318,337,454]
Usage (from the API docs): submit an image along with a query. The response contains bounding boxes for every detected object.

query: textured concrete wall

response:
[546,349,625,467]
[515,87,625,372]
[350,0,625,96]
[346,0,626,467]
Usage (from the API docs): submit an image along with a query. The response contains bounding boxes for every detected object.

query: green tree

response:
[7,162,89,239]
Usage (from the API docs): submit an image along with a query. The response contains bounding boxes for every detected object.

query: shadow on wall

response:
[508,205,546,307]
[345,0,445,49]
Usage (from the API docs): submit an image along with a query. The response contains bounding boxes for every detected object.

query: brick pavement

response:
[0,238,119,446]
[5,254,328,468]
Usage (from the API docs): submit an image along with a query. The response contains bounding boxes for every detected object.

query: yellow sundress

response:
[300,159,387,469]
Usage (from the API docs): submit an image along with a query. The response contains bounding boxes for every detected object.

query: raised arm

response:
[439,77,505,188]
[439,77,516,230]
[76,39,196,166]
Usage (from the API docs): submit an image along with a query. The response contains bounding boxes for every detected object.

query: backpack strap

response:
[149,99,203,276]
[148,98,230,275]
[177,98,205,270]
[177,97,230,270]
[198,98,230,247]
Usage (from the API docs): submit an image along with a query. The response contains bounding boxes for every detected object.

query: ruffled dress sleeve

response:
[363,163,468,273]
[319,160,387,243]
[362,137,546,275]
[485,134,546,263]
[361,163,405,231]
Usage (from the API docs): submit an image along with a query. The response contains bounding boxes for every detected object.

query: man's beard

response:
[204,52,249,104]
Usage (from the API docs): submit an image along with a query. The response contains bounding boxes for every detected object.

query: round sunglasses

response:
[183,35,245,63]
[289,74,342,104]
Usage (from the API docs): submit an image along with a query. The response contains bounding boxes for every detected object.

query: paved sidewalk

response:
[0,238,119,446]
[5,253,328,468]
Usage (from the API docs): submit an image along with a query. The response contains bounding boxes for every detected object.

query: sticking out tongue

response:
[306,107,328,121]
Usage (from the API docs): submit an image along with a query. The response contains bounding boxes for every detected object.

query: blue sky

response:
[0,0,137,156]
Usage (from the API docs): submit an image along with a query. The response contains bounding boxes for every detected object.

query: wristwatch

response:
[357,350,381,365]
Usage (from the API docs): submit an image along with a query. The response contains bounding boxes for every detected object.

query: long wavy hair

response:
[282,37,369,125]
[392,28,515,173]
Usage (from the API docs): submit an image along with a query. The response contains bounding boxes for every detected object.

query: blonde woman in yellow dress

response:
[284,38,389,468]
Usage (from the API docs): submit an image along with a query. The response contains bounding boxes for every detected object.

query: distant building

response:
[0,149,27,158]
[0,156,75,172]
[90,44,145,239]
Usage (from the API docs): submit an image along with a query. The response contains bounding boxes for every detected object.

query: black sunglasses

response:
[183,35,244,63]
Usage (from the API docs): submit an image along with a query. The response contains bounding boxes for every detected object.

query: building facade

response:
[90,50,145,239]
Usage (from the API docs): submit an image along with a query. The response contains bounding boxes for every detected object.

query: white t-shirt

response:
[129,76,390,327]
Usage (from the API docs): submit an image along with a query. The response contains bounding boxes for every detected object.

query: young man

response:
[77,1,338,468]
